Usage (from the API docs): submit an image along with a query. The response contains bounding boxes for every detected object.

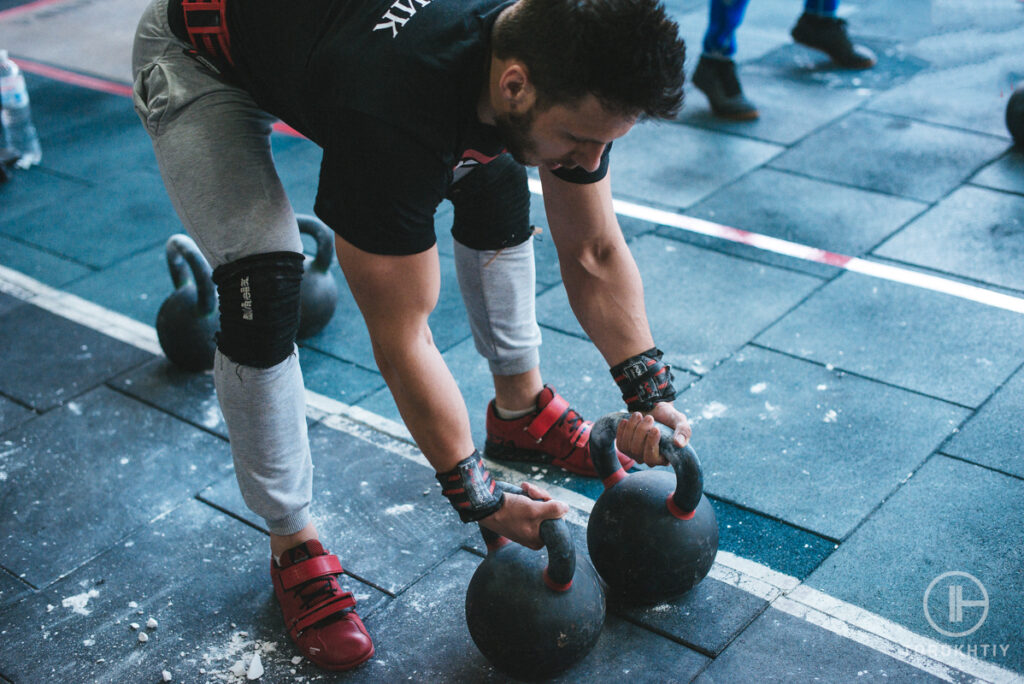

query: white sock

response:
[494,403,535,420]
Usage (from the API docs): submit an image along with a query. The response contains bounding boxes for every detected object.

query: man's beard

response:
[493,107,537,166]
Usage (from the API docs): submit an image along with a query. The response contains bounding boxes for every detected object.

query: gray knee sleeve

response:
[212,251,304,368]
[454,237,542,376]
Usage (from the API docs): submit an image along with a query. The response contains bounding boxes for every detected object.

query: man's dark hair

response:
[492,0,686,119]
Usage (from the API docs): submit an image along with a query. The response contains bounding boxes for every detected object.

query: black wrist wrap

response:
[610,347,677,412]
[436,450,505,523]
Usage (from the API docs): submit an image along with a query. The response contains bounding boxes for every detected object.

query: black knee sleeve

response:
[447,153,533,251]
[212,251,304,368]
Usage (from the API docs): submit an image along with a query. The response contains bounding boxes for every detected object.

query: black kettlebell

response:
[1007,86,1024,148]
[296,214,338,339]
[465,485,605,681]
[156,234,219,372]
[586,413,718,604]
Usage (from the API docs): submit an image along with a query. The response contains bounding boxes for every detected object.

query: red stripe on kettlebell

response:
[543,568,573,592]
[485,536,510,552]
[602,469,628,489]
[666,493,696,520]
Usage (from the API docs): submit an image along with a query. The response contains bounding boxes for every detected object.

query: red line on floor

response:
[0,0,66,21]
[14,58,134,98]
[12,56,305,138]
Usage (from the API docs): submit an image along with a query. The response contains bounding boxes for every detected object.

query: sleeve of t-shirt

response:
[549,141,613,184]
[314,111,449,256]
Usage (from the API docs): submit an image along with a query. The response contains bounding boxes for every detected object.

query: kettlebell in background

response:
[586,412,718,605]
[466,485,605,681]
[156,234,219,372]
[296,214,338,339]
[1007,86,1024,148]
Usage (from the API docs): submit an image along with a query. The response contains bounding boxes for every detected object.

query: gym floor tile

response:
[65,241,169,327]
[709,497,836,579]
[971,150,1024,197]
[610,119,783,209]
[688,168,926,257]
[872,186,1024,292]
[768,110,1009,203]
[754,271,1024,408]
[613,576,768,657]
[0,394,33,436]
[865,54,1021,139]
[0,569,31,608]
[695,606,945,683]
[108,355,323,457]
[269,134,321,217]
[198,422,474,596]
[296,346,388,405]
[537,235,824,376]
[0,385,232,588]
[0,499,390,682]
[679,68,870,146]
[904,18,1024,71]
[0,304,153,411]
[844,0,969,42]
[107,358,228,439]
[361,547,709,682]
[941,363,1024,479]
[20,73,136,140]
[673,346,967,540]
[0,166,89,226]
[0,233,92,289]
[2,170,179,269]
[0,291,24,317]
[753,39,929,93]
[34,114,157,183]
[807,455,1024,674]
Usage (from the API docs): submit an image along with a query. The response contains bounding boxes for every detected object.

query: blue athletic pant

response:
[703,0,839,57]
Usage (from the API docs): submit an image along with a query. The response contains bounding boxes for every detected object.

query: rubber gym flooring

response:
[0,0,1022,681]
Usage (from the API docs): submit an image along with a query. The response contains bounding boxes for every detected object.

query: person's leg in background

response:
[692,0,759,120]
[448,156,635,478]
[791,0,877,69]
[131,0,373,671]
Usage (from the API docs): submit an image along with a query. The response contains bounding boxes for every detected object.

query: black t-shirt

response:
[221,0,609,254]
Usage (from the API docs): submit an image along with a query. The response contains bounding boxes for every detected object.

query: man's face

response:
[494,94,636,172]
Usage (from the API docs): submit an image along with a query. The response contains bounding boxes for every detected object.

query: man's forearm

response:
[559,237,655,367]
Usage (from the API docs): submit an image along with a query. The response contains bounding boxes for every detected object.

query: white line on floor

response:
[2,267,1020,684]
[527,178,1024,316]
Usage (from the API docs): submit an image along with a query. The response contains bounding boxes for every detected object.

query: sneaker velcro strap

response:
[526,393,570,441]
[290,593,358,635]
[279,554,344,592]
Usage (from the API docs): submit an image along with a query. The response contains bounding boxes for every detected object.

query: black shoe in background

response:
[791,12,877,69]
[693,54,759,121]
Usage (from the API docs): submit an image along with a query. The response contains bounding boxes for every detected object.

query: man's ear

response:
[498,62,536,112]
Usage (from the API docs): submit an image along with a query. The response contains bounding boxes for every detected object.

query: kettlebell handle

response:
[165,234,216,316]
[297,214,334,273]
[590,412,704,516]
[477,482,576,589]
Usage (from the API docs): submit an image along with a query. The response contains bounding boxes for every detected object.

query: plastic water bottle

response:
[0,49,42,169]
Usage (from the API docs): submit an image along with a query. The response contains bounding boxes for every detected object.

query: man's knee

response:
[448,154,533,251]
[212,251,305,368]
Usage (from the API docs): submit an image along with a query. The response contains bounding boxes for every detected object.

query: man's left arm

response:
[540,167,691,465]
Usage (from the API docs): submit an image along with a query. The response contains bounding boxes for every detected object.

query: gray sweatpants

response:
[131,0,541,536]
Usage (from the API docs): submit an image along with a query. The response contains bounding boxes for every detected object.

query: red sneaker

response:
[484,385,636,478]
[271,540,374,671]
